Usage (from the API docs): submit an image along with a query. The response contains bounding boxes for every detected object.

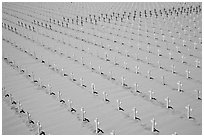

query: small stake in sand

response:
[103,92,109,102]
[151,117,157,133]
[125,50,129,57]
[114,57,118,65]
[181,55,185,63]
[195,59,200,68]
[195,89,201,100]
[68,99,76,112]
[158,49,161,56]
[121,76,127,87]
[109,71,115,80]
[176,46,180,53]
[80,77,86,87]
[91,83,98,95]
[117,99,124,111]
[177,81,183,92]
[133,107,140,120]
[161,76,165,85]
[27,112,34,124]
[95,118,99,133]
[147,70,151,79]
[90,62,94,70]
[172,132,178,135]
[37,121,45,135]
[134,83,139,93]
[186,69,190,79]
[81,107,89,122]
[110,130,115,135]
[169,52,173,60]
[94,118,104,134]
[98,66,103,75]
[81,107,85,121]
[58,91,65,103]
[165,97,172,109]
[135,53,139,60]
[147,45,150,53]
[149,90,155,100]
[70,72,76,81]
[105,52,109,61]
[146,57,149,64]
[135,66,139,74]
[158,60,162,69]
[124,61,128,69]
[185,105,192,119]
[81,57,85,66]
[171,64,175,74]
[61,68,64,76]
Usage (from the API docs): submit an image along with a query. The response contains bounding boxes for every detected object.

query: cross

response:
[134,83,138,92]
[158,60,161,69]
[195,59,200,68]
[165,97,171,108]
[121,76,125,86]
[114,57,117,65]
[161,76,165,85]
[185,69,190,79]
[151,117,157,132]
[148,90,154,100]
[169,52,173,60]
[171,64,175,74]
[81,107,85,121]
[177,81,182,92]
[147,70,151,79]
[91,83,95,93]
[195,89,201,100]
[117,99,122,110]
[146,57,149,64]
[181,55,185,63]
[80,77,84,86]
[68,99,72,110]
[185,105,192,119]
[58,91,62,101]
[124,61,128,69]
[94,118,99,133]
[135,53,139,60]
[103,92,108,102]
[133,107,138,120]
[98,66,102,74]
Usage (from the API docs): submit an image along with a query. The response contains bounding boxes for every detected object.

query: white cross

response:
[148,90,154,100]
[195,89,201,100]
[169,52,173,60]
[181,55,185,63]
[117,99,122,110]
[148,70,151,79]
[165,97,171,108]
[171,64,175,74]
[177,81,182,92]
[151,117,157,132]
[133,107,138,120]
[186,69,190,79]
[121,76,125,86]
[91,83,95,93]
[158,60,161,69]
[195,59,200,68]
[134,83,138,92]
[185,105,192,119]
[94,118,99,133]
[161,76,165,85]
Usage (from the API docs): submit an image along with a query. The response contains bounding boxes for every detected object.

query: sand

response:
[2,2,202,135]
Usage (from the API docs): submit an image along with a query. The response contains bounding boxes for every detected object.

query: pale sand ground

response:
[2,2,202,135]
